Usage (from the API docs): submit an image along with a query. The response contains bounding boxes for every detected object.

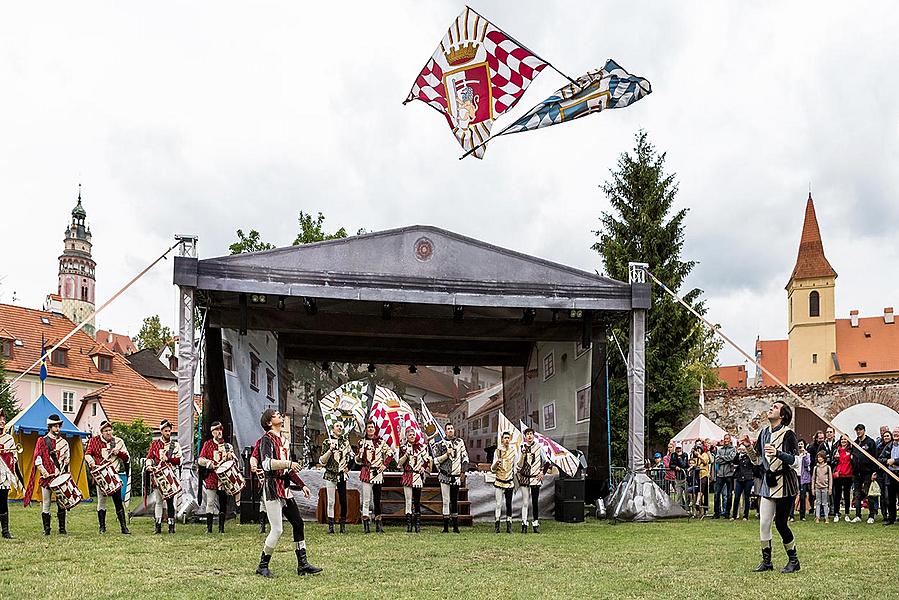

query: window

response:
[249,353,260,391]
[91,402,97,417]
[51,348,68,367]
[809,290,820,317]
[266,369,275,399]
[811,353,817,365]
[98,355,112,373]
[1,340,11,358]
[223,341,233,372]
[81,284,89,301]
[543,402,556,430]
[40,316,50,325]
[576,384,591,423]
[168,355,178,371]
[543,350,555,381]
[62,391,75,413]
[476,439,482,448]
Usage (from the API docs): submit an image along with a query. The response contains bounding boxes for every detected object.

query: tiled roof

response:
[127,348,177,381]
[384,365,461,401]
[76,383,178,430]
[756,339,788,387]
[789,194,837,282]
[97,329,137,355]
[0,303,149,388]
[469,391,504,418]
[716,365,748,389]
[833,315,899,378]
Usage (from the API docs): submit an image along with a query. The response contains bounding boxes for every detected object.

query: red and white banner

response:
[369,387,423,451]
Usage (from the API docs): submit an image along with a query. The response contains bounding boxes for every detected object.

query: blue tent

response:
[10,394,89,438]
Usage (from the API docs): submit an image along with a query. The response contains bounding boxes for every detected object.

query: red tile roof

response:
[97,329,137,356]
[716,365,748,389]
[76,383,179,430]
[833,315,899,378]
[756,339,788,387]
[789,194,837,283]
[469,392,504,418]
[384,365,461,401]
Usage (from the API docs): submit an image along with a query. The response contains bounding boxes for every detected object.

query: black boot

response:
[328,518,335,534]
[442,517,449,533]
[363,518,370,534]
[98,509,107,534]
[206,514,213,534]
[258,515,266,534]
[57,509,67,535]
[339,520,346,534]
[296,548,323,575]
[414,513,421,533]
[452,516,460,533]
[753,545,774,572]
[42,512,51,536]
[495,520,500,534]
[168,518,175,534]
[256,552,274,578]
[532,521,540,534]
[405,513,412,533]
[117,510,130,535]
[218,513,225,534]
[506,519,512,534]
[1,513,12,539]
[521,522,528,534]
[781,546,800,573]
[375,517,384,533]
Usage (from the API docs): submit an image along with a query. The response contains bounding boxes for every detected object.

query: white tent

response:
[671,413,728,450]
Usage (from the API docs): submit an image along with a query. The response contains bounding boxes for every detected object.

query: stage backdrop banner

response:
[222,328,278,453]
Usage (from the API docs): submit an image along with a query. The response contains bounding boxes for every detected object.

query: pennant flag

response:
[496,59,650,138]
[39,337,48,382]
[699,377,706,413]
[404,6,549,158]
[418,397,445,446]
[520,419,579,477]
[369,387,424,451]
[498,411,523,464]
[318,380,369,437]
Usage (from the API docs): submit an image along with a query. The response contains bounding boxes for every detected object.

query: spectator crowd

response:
[648,423,899,525]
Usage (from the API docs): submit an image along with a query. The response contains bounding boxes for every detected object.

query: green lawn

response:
[0,506,896,599]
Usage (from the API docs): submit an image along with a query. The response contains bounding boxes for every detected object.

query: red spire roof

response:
[789,193,837,283]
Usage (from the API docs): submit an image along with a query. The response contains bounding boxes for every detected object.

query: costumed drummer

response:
[434,423,469,534]
[491,430,515,534]
[146,419,182,534]
[518,427,549,534]
[24,413,72,535]
[319,420,354,534]
[357,420,394,534]
[254,409,322,578]
[741,401,801,574]
[0,408,24,539]
[84,420,130,535]
[397,427,431,533]
[197,421,236,534]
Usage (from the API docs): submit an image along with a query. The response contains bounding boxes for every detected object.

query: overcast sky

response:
[2,1,897,367]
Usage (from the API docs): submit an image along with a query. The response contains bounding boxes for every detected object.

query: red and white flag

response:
[404,6,549,158]
[369,386,424,451]
[520,420,579,477]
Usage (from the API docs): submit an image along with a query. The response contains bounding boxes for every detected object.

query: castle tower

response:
[786,193,836,383]
[58,185,97,337]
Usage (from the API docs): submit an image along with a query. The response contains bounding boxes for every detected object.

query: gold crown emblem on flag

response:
[445,42,478,66]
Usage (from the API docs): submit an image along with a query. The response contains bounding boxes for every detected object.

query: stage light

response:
[382,302,392,320]
[321,361,330,371]
[452,366,461,375]
[303,297,317,315]
[453,305,464,321]
[522,308,536,325]
[569,309,583,319]
[277,296,286,310]
[367,363,376,373]
[250,294,267,304]
[408,365,417,374]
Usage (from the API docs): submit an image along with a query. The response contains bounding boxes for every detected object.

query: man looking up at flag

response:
[518,427,548,533]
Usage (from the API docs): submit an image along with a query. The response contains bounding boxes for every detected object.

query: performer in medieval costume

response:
[357,420,393,534]
[146,419,182,534]
[517,427,548,534]
[397,427,430,533]
[197,421,236,534]
[741,401,801,573]
[24,414,71,535]
[0,408,23,539]
[255,408,322,578]
[491,431,515,534]
[319,420,353,534]
[434,423,469,533]
[84,420,130,534]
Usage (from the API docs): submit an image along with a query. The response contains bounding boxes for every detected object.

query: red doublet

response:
[35,435,61,488]
[258,431,305,500]
[199,439,226,489]
[147,439,181,467]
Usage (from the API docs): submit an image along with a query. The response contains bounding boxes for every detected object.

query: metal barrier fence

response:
[611,466,672,494]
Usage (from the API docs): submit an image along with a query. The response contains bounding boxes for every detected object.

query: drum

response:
[215,459,245,496]
[91,462,123,497]
[151,465,183,499]
[49,473,83,510]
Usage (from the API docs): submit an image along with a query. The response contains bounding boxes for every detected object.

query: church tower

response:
[58,185,97,337]
[786,193,836,383]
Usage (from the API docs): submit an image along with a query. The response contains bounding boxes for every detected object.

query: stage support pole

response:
[175,235,199,510]
[627,262,649,474]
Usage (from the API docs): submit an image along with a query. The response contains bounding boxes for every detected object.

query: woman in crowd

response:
[694,444,711,519]
[812,450,832,523]
[731,443,754,521]
[879,427,899,525]
[832,435,854,522]
[796,439,812,521]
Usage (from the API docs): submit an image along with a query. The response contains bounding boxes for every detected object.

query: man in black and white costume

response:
[741,401,800,573]
[433,423,469,533]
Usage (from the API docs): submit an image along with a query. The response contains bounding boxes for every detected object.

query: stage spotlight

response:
[250,294,267,304]
[522,308,536,325]
[367,363,376,373]
[321,361,330,372]
[453,305,464,321]
[569,309,583,319]
[277,296,286,311]
[452,366,461,375]
[382,302,393,320]
[408,365,417,374]
[303,297,318,315]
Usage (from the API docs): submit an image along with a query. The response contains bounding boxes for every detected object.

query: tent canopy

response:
[8,394,89,438]
[671,413,727,446]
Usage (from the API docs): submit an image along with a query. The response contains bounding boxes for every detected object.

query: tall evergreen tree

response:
[0,354,18,420]
[593,130,713,462]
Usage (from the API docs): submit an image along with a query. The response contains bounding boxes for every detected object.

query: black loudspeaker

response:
[240,445,260,524]
[555,477,585,501]
[555,500,585,523]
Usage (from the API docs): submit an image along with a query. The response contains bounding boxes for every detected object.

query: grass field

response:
[0,506,896,599]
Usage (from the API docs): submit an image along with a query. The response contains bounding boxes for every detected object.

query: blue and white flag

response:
[499,59,650,136]
[419,397,445,446]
